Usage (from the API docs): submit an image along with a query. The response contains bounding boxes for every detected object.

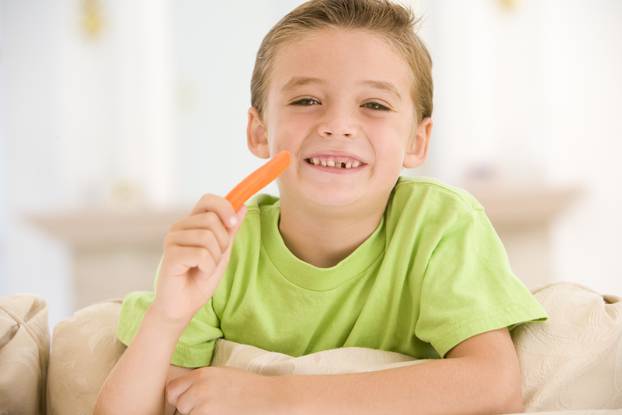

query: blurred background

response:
[1,0,620,329]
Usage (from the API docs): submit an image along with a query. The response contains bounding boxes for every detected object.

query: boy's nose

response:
[320,130,352,138]
[317,115,356,139]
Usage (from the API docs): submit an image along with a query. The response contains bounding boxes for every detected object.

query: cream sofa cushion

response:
[511,282,622,411]
[49,282,622,414]
[211,338,426,375]
[47,299,125,415]
[0,294,49,415]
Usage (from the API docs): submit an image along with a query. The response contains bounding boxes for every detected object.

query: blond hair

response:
[250,0,433,123]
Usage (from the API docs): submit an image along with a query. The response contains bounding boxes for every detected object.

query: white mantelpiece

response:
[26,183,582,310]
[27,208,184,309]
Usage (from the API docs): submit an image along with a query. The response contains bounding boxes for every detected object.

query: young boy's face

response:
[248,28,431,209]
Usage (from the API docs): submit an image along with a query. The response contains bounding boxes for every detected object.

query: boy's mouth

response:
[303,157,368,174]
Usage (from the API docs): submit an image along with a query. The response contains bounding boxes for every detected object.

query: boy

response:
[95,0,548,414]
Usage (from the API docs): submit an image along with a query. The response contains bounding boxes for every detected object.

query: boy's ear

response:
[247,107,270,159]
[403,117,433,169]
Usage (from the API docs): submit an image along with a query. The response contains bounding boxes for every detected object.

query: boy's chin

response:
[280,171,376,207]
[301,191,367,209]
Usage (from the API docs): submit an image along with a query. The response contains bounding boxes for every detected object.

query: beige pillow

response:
[0,294,49,415]
[47,299,125,415]
[212,338,424,375]
[46,299,422,415]
[49,282,622,414]
[511,282,622,412]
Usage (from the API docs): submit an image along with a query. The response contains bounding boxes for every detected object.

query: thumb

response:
[222,205,247,258]
[204,205,248,293]
[229,205,248,234]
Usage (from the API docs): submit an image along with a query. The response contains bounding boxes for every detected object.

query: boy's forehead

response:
[269,28,413,97]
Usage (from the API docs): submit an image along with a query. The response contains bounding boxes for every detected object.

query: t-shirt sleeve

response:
[116,260,223,368]
[415,205,549,358]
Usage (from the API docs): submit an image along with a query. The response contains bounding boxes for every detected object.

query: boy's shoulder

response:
[392,175,485,213]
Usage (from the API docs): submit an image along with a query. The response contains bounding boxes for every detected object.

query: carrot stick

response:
[225,150,291,211]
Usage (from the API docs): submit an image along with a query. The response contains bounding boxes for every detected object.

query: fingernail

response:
[229,217,238,227]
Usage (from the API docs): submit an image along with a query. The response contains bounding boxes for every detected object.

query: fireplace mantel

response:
[27,183,582,309]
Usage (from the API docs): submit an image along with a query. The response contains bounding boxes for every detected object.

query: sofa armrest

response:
[0,294,49,415]
[47,299,125,415]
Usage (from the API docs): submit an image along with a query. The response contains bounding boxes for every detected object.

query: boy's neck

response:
[277,195,387,269]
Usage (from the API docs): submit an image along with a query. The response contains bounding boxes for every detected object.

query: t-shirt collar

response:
[260,201,386,291]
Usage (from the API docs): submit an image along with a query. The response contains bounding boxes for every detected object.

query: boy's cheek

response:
[278,112,318,129]
[271,123,310,148]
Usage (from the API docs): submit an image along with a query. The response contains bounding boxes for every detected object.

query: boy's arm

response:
[93,305,189,415]
[281,327,524,415]
[94,195,246,415]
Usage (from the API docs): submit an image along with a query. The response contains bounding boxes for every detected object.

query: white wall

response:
[1,0,176,328]
[1,0,71,328]
[543,0,622,294]
[53,0,174,208]
[0,4,6,292]
[1,0,621,330]
[417,0,551,182]
[417,0,622,293]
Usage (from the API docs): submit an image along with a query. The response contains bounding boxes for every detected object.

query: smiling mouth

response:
[303,158,368,172]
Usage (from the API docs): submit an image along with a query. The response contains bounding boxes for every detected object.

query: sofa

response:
[1,281,621,415]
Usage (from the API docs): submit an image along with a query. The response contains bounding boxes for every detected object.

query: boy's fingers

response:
[163,206,247,280]
[190,193,239,229]
[208,206,248,280]
[163,246,215,277]
[166,372,196,407]
[164,229,223,260]
[174,387,200,415]
[171,212,230,252]
[229,205,248,234]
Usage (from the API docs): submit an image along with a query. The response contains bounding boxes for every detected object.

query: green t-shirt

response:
[117,175,548,367]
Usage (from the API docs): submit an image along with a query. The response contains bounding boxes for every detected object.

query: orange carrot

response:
[225,150,291,211]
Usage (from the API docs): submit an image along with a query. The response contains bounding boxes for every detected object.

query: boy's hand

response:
[166,366,287,415]
[152,193,247,325]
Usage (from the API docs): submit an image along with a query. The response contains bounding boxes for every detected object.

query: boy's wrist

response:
[145,302,192,336]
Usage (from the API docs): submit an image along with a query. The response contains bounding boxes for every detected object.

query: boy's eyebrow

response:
[281,76,402,100]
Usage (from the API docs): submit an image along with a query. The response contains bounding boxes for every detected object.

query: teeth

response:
[307,157,363,169]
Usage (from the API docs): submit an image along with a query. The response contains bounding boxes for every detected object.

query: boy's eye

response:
[362,102,390,111]
[290,99,390,111]
[291,98,320,106]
